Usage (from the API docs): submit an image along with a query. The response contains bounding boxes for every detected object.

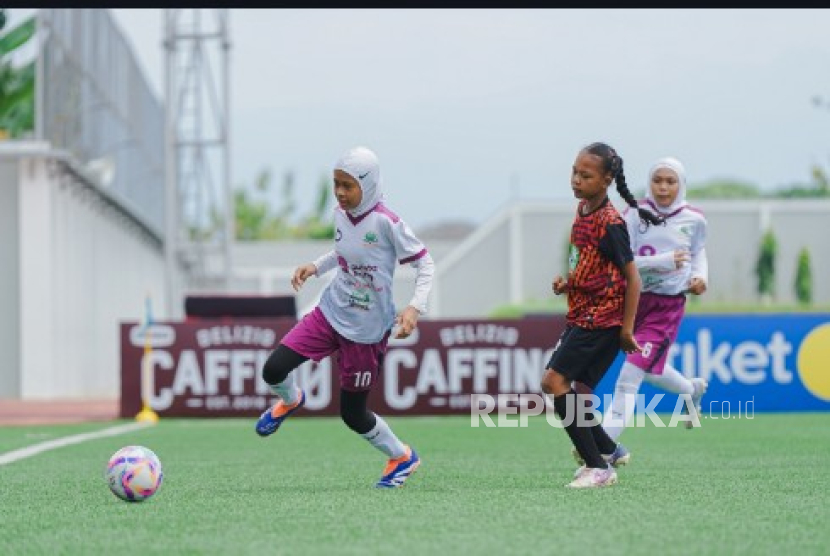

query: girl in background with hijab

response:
[255,146,434,489]
[599,156,710,446]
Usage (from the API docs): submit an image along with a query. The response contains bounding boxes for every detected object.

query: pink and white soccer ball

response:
[105,445,163,502]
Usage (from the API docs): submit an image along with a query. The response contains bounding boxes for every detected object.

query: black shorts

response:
[545,324,622,390]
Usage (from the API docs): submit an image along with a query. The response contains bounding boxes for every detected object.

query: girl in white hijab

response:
[334,145,385,218]
[255,146,434,489]
[591,156,710,463]
[645,156,688,215]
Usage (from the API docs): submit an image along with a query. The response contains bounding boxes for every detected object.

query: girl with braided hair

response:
[540,141,658,488]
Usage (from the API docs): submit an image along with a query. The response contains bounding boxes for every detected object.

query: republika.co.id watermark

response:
[470,393,754,428]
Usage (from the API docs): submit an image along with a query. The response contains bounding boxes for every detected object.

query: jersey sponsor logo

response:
[337,255,349,274]
[363,231,379,245]
[351,268,384,293]
[642,274,661,289]
[568,244,579,272]
[348,291,371,311]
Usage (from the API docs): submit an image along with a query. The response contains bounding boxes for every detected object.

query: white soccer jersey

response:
[624,200,708,295]
[315,203,430,344]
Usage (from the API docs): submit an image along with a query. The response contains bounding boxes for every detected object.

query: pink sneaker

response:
[566,466,618,488]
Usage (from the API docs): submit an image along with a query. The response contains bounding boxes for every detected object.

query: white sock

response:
[644,364,694,396]
[361,414,407,459]
[602,361,644,441]
[269,372,300,405]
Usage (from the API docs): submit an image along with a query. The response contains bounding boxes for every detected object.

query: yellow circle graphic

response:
[797,323,830,401]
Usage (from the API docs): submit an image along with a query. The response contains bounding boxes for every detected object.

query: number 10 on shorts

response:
[354,371,373,388]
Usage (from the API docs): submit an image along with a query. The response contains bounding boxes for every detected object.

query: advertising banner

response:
[120,314,830,418]
[119,317,565,418]
[593,313,830,414]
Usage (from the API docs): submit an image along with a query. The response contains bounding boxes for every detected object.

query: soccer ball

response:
[105,445,163,502]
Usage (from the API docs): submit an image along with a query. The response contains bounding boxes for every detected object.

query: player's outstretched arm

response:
[552,275,569,295]
[291,263,318,292]
[394,306,420,339]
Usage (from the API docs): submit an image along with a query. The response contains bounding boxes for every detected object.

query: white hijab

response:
[334,146,385,218]
[645,156,687,214]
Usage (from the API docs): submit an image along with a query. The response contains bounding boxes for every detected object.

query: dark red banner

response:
[120,316,566,418]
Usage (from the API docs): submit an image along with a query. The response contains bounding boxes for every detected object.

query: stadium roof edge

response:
[0,140,164,246]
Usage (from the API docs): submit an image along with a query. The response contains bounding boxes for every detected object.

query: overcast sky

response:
[8,8,830,230]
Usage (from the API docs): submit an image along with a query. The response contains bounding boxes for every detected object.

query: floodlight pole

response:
[163,9,233,319]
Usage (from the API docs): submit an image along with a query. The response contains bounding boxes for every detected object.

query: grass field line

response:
[0,421,153,467]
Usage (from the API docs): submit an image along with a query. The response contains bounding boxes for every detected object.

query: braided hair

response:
[583,142,665,228]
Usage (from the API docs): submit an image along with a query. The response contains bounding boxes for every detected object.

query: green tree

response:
[296,174,334,240]
[772,166,830,198]
[794,247,812,305]
[273,170,296,228]
[686,179,761,199]
[234,184,271,241]
[755,228,777,303]
[0,10,36,139]
[812,165,830,194]
[232,168,334,240]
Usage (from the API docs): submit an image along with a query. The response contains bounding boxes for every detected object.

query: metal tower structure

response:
[163,9,232,318]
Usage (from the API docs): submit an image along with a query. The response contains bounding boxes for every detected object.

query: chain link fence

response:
[36,8,165,233]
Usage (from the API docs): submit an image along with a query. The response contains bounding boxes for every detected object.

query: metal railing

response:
[36,8,165,233]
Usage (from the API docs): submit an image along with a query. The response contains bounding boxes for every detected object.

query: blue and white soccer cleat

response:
[572,442,631,478]
[572,442,631,467]
[685,378,709,429]
[255,389,306,437]
[606,442,631,467]
[375,445,421,488]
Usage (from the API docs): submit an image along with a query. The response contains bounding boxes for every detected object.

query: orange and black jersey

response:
[565,197,634,329]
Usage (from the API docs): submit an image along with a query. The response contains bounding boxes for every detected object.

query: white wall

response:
[429,198,830,316]
[0,159,21,397]
[3,147,167,399]
[213,198,830,321]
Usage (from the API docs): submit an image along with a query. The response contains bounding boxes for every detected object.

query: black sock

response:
[552,390,607,469]
[580,394,618,455]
